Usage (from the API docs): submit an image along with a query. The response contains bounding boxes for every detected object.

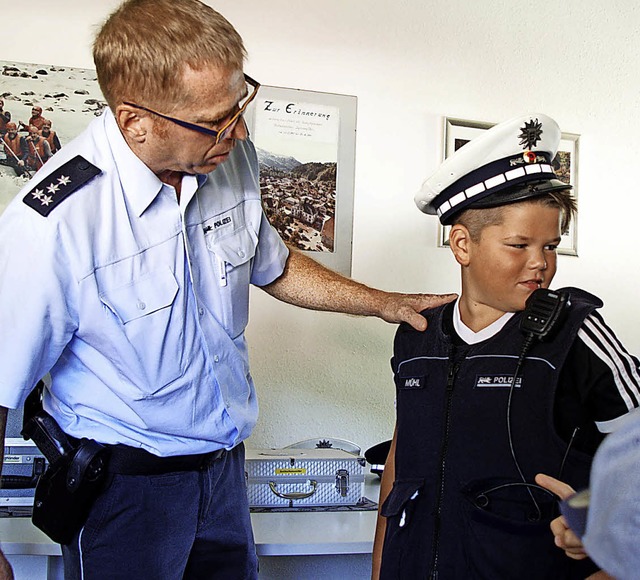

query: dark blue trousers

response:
[62,443,257,579]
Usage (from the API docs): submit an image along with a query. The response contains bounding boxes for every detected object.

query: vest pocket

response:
[381,478,424,521]
[380,478,426,578]
[460,480,571,578]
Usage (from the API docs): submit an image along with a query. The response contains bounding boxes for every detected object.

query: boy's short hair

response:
[415,114,573,226]
[454,188,576,242]
[93,0,246,112]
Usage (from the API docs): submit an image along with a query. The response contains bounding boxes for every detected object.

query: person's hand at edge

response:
[535,473,589,561]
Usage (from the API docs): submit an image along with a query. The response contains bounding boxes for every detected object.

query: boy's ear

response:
[449,224,472,266]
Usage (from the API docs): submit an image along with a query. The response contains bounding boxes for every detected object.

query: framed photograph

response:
[438,117,580,256]
[246,85,357,276]
[0,60,106,215]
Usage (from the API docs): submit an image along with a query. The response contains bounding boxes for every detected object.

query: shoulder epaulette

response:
[22,155,101,217]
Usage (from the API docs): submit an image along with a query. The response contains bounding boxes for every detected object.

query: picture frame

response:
[246,85,357,276]
[437,117,580,256]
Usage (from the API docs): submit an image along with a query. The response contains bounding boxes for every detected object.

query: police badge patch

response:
[23,155,101,217]
[474,375,522,389]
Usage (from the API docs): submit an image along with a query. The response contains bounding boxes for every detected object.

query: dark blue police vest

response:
[380,287,601,580]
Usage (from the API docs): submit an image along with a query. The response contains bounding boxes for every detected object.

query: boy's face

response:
[461,201,562,317]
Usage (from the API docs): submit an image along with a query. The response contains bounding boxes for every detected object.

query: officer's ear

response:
[449,224,472,267]
[115,104,149,143]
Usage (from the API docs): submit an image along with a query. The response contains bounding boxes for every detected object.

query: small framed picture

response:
[438,117,580,256]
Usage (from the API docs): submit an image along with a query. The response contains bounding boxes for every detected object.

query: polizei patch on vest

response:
[474,375,522,389]
[22,155,101,217]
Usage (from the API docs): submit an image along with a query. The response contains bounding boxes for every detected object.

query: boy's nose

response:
[530,251,547,270]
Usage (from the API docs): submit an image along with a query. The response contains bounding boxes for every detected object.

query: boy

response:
[372,114,640,579]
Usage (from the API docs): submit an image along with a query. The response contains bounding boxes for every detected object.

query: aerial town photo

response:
[257,147,336,253]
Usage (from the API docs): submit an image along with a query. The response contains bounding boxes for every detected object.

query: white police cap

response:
[415,113,571,225]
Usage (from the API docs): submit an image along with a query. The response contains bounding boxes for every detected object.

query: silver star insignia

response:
[46,183,60,195]
[41,195,53,206]
[57,175,71,186]
[31,188,44,200]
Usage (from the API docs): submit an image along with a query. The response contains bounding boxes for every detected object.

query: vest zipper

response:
[429,350,460,579]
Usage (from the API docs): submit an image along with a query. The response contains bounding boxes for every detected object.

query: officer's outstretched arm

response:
[262,248,456,332]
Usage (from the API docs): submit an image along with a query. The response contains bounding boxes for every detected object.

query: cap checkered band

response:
[435,152,556,221]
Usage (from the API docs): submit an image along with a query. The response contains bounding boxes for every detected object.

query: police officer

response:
[0,1,453,578]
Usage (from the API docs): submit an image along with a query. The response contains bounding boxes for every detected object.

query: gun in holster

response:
[21,381,109,544]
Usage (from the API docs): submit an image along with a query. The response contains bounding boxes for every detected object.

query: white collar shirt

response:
[0,109,288,455]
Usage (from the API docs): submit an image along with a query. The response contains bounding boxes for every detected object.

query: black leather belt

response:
[105,445,226,475]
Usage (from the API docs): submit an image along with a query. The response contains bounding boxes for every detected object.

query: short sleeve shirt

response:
[0,110,289,456]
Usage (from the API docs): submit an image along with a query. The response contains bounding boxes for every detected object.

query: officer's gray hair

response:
[93,0,246,112]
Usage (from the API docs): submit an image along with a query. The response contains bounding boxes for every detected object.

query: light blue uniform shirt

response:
[0,110,288,456]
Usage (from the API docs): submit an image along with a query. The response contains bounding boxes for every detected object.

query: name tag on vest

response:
[402,377,424,389]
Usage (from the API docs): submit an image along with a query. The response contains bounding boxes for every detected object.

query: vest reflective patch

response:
[403,377,423,389]
[474,375,522,389]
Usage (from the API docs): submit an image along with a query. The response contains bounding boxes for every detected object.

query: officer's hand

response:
[380,292,457,331]
[535,473,589,561]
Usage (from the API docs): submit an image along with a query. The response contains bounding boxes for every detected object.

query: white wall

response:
[3,0,640,455]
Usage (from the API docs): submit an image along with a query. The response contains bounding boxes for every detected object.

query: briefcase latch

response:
[335,469,350,497]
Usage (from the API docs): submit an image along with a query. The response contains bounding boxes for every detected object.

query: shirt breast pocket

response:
[99,267,184,391]
[205,225,257,338]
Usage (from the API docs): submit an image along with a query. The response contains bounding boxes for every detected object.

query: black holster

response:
[21,381,109,544]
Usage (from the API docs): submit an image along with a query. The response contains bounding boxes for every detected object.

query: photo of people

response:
[0,61,106,214]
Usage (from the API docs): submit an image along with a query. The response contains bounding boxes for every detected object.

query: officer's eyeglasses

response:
[123,74,260,145]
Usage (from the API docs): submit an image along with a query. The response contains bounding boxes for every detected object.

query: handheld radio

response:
[519,288,571,343]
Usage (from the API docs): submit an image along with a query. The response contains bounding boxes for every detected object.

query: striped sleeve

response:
[577,311,640,432]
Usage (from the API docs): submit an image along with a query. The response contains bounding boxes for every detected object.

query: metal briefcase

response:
[1,438,47,514]
[245,448,366,508]
[1,407,46,515]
